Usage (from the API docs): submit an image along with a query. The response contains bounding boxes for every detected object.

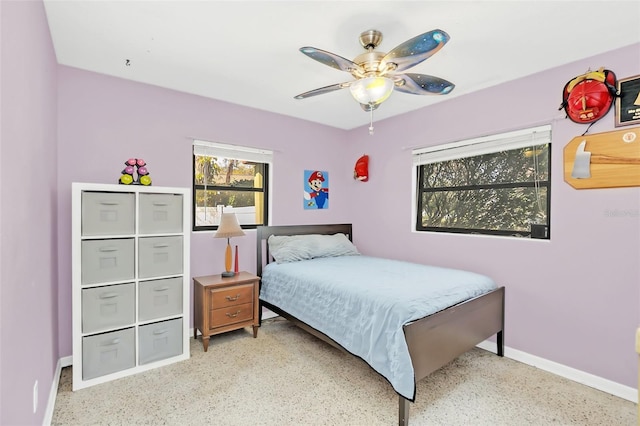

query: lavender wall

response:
[0,1,59,424]
[56,67,352,356]
[346,43,640,388]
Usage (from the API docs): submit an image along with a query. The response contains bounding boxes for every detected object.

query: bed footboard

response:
[399,397,410,426]
[399,286,504,426]
[405,286,505,381]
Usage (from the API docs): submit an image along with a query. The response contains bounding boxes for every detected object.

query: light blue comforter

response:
[259,255,497,400]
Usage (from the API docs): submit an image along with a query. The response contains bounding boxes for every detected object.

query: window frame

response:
[413,125,552,239]
[192,140,271,232]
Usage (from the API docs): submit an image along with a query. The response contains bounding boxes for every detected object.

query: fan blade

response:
[380,30,450,73]
[294,82,351,99]
[393,73,455,95]
[299,47,363,73]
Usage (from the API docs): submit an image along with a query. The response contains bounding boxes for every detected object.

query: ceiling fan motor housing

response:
[359,30,383,49]
[352,51,388,77]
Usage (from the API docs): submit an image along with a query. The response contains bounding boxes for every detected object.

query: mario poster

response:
[304,170,329,209]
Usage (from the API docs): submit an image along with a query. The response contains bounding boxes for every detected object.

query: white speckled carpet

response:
[53,318,635,425]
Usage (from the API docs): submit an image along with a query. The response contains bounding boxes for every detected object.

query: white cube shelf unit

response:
[72,182,191,390]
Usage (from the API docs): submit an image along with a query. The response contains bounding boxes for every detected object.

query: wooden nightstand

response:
[193,271,260,351]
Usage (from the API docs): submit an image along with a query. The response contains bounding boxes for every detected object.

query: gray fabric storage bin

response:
[138,193,183,234]
[81,238,135,285]
[138,277,183,321]
[81,192,135,236]
[82,283,135,333]
[82,327,135,380]
[138,236,183,278]
[138,318,183,365]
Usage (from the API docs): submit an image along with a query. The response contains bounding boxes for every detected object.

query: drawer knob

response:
[153,329,169,335]
[101,338,121,346]
[153,286,170,292]
[225,294,240,302]
[225,310,241,318]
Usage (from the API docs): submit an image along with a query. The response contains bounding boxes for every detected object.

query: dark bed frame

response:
[256,224,505,426]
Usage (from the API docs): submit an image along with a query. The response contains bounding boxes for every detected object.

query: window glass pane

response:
[193,150,268,231]
[420,187,547,233]
[194,188,264,227]
[194,156,265,189]
[416,140,550,238]
[421,145,549,188]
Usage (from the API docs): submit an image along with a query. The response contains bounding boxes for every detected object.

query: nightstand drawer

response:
[210,302,253,328]
[209,284,254,307]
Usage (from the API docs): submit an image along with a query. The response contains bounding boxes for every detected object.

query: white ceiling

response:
[43,1,640,130]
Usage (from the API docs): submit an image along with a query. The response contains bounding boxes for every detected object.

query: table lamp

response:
[213,212,245,277]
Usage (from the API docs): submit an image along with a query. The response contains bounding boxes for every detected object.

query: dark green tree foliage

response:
[419,145,549,234]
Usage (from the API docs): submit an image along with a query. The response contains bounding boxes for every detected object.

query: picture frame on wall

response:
[303,170,329,210]
[615,74,640,127]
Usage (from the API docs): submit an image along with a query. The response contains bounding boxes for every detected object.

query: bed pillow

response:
[267,235,314,263]
[312,233,360,258]
[268,233,359,263]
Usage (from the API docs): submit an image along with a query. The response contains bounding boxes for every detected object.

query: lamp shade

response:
[350,77,394,105]
[213,213,245,239]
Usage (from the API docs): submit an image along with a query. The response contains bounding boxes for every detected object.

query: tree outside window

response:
[415,138,550,239]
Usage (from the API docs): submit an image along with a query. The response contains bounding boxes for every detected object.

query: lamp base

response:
[221,271,236,278]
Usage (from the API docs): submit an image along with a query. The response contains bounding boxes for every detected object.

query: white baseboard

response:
[476,340,637,402]
[44,356,71,425]
[43,357,62,426]
[60,355,72,368]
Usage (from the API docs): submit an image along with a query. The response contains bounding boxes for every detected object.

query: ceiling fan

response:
[294,29,455,133]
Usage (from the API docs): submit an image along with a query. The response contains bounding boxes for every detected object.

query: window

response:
[413,125,551,239]
[193,140,271,231]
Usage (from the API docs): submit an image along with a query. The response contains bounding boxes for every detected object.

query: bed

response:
[256,224,504,426]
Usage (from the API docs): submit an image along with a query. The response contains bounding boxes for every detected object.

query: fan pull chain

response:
[369,105,375,135]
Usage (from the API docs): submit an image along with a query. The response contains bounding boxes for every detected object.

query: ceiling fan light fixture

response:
[295,29,454,134]
[349,76,394,106]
